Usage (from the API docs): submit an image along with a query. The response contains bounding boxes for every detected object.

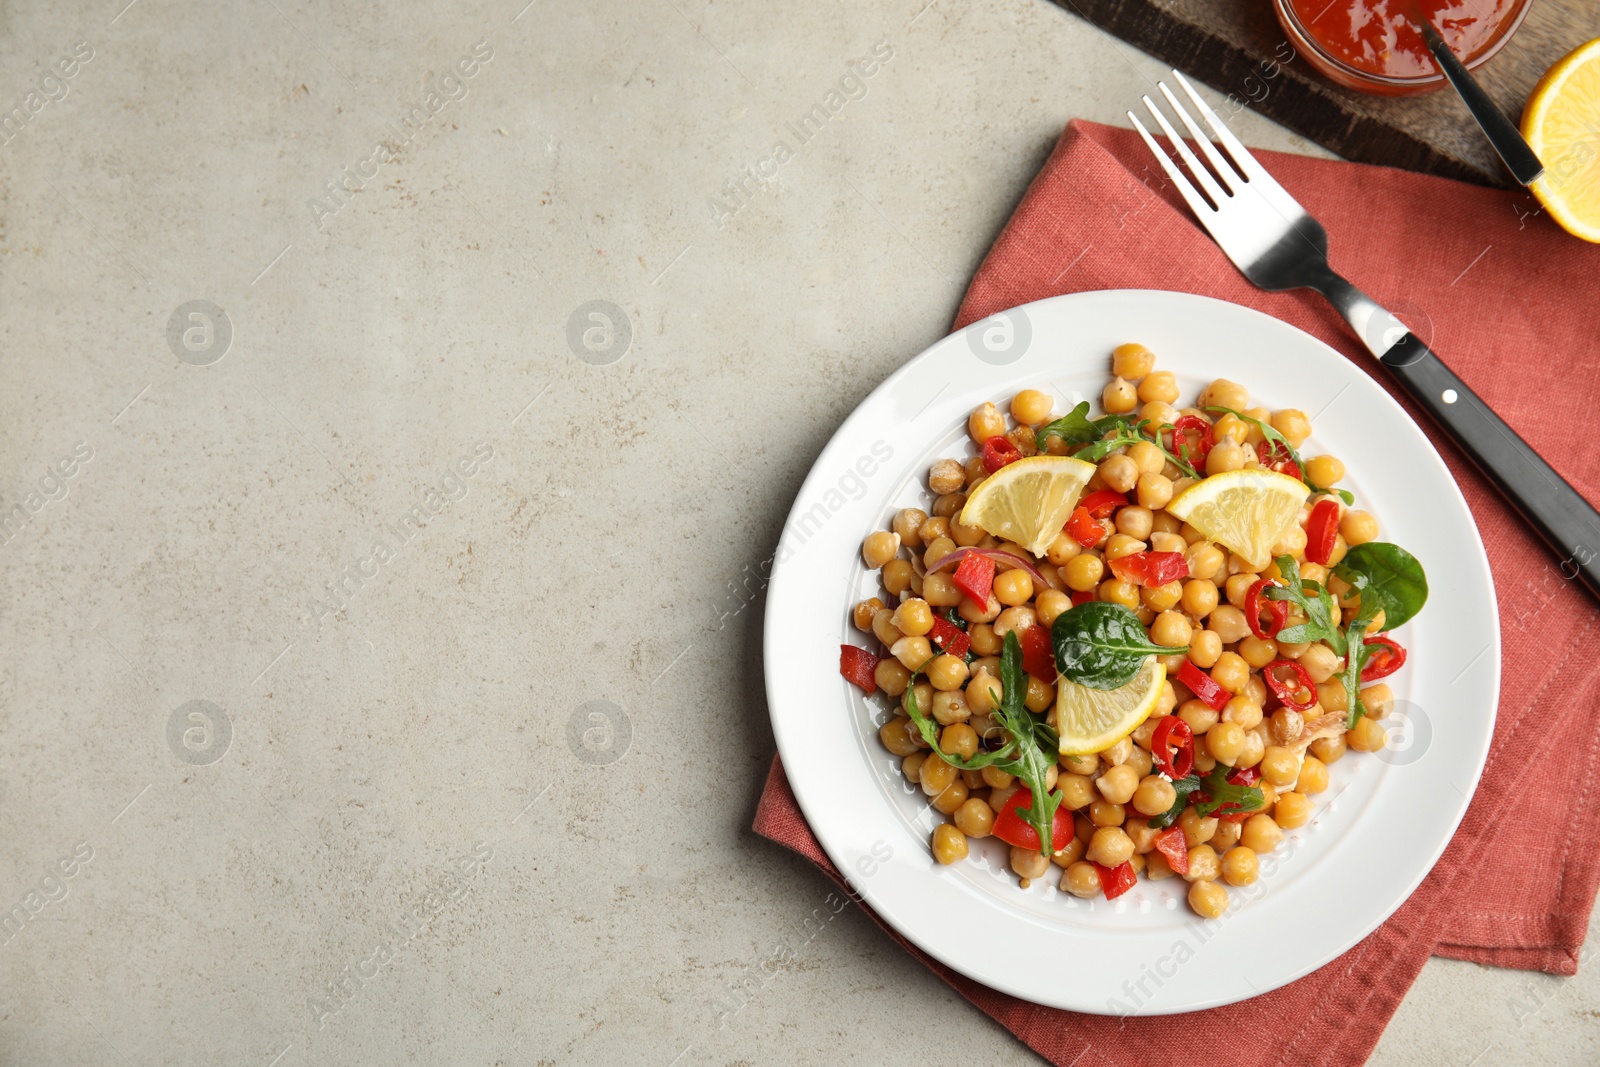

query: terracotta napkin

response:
[755,120,1600,1065]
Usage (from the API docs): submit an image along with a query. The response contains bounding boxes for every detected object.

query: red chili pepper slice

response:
[1066,506,1111,548]
[1226,765,1261,787]
[928,616,970,660]
[951,552,996,605]
[1150,716,1195,779]
[1069,590,1096,605]
[1304,498,1340,566]
[991,787,1073,852]
[1021,624,1056,682]
[1108,550,1192,588]
[1176,659,1230,712]
[1264,658,1317,711]
[982,435,1023,474]
[1257,439,1302,480]
[839,645,878,694]
[1079,488,1129,519]
[1153,826,1189,875]
[1165,415,1214,467]
[1094,860,1139,900]
[1244,577,1288,639]
[1360,635,1407,682]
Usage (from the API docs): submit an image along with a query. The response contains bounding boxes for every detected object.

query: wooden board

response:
[1050,0,1600,186]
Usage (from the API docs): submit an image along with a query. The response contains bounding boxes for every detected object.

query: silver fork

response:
[1130,70,1600,603]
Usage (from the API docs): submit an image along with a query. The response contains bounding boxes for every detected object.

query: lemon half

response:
[959,455,1096,556]
[1055,656,1166,756]
[1166,469,1310,569]
[1523,37,1600,243]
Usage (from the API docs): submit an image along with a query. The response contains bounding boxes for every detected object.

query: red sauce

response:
[1287,0,1525,79]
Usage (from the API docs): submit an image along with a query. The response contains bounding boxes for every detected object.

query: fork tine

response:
[1127,111,1217,221]
[1170,69,1272,185]
[1157,81,1239,191]
[1140,95,1228,208]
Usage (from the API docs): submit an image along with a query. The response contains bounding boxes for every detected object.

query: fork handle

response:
[1380,334,1600,602]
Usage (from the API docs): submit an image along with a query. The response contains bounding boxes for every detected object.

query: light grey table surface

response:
[1,1,1595,1064]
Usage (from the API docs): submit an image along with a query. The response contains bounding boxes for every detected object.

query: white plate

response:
[763,290,1499,1014]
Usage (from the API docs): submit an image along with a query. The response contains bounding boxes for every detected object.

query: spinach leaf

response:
[1262,554,1344,651]
[1334,542,1429,631]
[1204,405,1355,504]
[1051,601,1187,690]
[993,631,1064,855]
[1147,774,1202,829]
[1192,765,1266,818]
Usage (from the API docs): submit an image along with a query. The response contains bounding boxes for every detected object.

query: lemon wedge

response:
[959,455,1096,556]
[1055,656,1165,756]
[1166,469,1310,569]
[1523,37,1600,243]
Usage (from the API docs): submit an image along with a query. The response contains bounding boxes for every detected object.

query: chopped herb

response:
[1204,405,1355,504]
[1147,774,1202,829]
[1262,554,1345,652]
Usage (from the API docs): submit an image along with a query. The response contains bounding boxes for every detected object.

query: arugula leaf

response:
[1051,601,1188,690]
[1192,765,1266,818]
[1338,597,1384,728]
[993,631,1064,855]
[1204,405,1355,504]
[1033,402,1102,449]
[902,684,1017,770]
[1262,554,1344,652]
[1035,405,1200,479]
[1334,542,1429,631]
[1147,774,1202,829]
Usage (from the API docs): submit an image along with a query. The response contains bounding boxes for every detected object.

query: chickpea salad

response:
[840,343,1430,919]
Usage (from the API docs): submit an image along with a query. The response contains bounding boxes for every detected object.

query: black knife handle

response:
[1380,333,1600,603]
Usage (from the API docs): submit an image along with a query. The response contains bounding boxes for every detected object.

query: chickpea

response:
[1099,453,1139,493]
[1025,676,1054,713]
[1088,801,1125,827]
[1310,734,1347,765]
[1340,510,1378,546]
[1240,813,1283,853]
[1270,524,1308,560]
[923,537,957,571]
[1088,827,1135,867]
[1142,581,1183,613]
[1258,745,1299,788]
[890,598,933,637]
[1132,775,1177,817]
[1064,553,1104,592]
[1124,441,1163,477]
[1148,610,1192,649]
[958,593,1001,625]
[1096,764,1140,805]
[932,779,968,815]
[1222,696,1263,730]
[1050,837,1087,869]
[862,530,900,568]
[1223,572,1257,609]
[1099,579,1141,610]
[1207,721,1247,765]
[1009,845,1051,883]
[1129,471,1171,511]
[1187,878,1229,918]
[1274,791,1313,830]
[1100,736,1134,766]
[1198,378,1249,412]
[1187,542,1225,581]
[902,751,927,784]
[891,636,934,672]
[901,681,934,719]
[1208,605,1251,644]
[1294,643,1339,684]
[1235,729,1265,770]
[1059,773,1095,810]
[1184,844,1222,883]
[976,768,1014,794]
[1063,861,1102,898]
[874,660,911,697]
[993,569,1034,607]
[1138,371,1180,404]
[939,722,978,760]
[953,797,995,838]
[921,572,963,608]
[1105,534,1147,561]
[1347,717,1387,752]
[1111,342,1156,379]
[1238,635,1279,669]
[1126,745,1154,778]
[883,559,914,596]
[1178,699,1219,736]
[928,459,964,495]
[966,671,1001,715]
[920,754,958,797]
[851,598,883,631]
[1181,578,1219,618]
[930,690,969,726]
[1178,808,1218,848]
[1140,401,1181,432]
[918,515,950,543]
[993,606,1037,639]
[1221,846,1259,887]
[1035,589,1072,626]
[879,717,919,756]
[1271,408,1312,448]
[1045,534,1082,568]
[1211,413,1250,445]
[968,401,1006,444]
[1296,755,1330,794]
[932,493,966,519]
[1103,376,1138,414]
[932,823,968,864]
[1210,651,1250,694]
[1189,630,1223,669]
[1155,681,1178,718]
[1206,439,1246,476]
[1060,752,1099,776]
[1009,388,1053,426]
[949,516,986,548]
[1305,454,1345,487]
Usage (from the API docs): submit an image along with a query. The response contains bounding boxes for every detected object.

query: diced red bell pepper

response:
[1094,860,1139,900]
[1258,439,1302,480]
[982,435,1023,474]
[1066,506,1111,548]
[1069,590,1096,606]
[951,552,996,605]
[1176,659,1230,712]
[1151,716,1195,779]
[929,615,970,659]
[839,645,878,694]
[1108,550,1191,588]
[1245,577,1288,639]
[1305,498,1340,566]
[992,788,1073,852]
[1264,658,1317,711]
[1079,488,1128,518]
[1226,765,1262,787]
[1021,624,1055,682]
[1153,826,1189,875]
[1360,635,1406,682]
